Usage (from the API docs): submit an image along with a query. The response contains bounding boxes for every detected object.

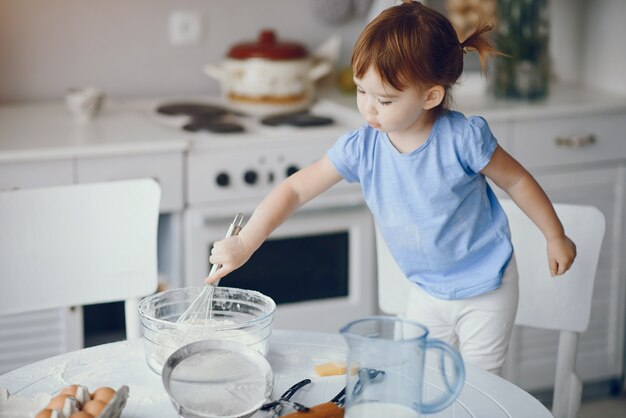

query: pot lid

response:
[228,30,308,60]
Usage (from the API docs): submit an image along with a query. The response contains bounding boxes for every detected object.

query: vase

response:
[493,0,550,99]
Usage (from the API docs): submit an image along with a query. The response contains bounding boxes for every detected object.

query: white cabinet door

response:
[0,160,73,192]
[503,164,625,391]
[76,153,184,212]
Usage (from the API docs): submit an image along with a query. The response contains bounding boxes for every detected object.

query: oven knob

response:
[244,170,258,185]
[216,172,230,187]
[286,165,299,177]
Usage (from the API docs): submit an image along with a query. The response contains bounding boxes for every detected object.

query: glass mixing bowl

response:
[138,287,276,374]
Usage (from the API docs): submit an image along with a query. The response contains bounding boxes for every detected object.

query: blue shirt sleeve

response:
[327,128,363,183]
[460,116,498,174]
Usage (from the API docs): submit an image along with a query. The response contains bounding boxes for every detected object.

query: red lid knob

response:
[227,30,307,60]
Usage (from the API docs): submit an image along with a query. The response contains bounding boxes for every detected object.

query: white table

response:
[0,330,551,417]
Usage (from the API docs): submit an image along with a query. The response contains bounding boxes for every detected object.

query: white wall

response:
[0,0,366,103]
[580,0,626,95]
[0,0,624,103]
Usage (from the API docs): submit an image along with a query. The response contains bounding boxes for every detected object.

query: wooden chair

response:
[376,200,605,418]
[0,179,160,349]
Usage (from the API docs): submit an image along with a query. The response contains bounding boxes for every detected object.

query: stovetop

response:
[151,98,363,150]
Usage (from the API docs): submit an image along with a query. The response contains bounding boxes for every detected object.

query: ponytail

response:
[459,21,502,74]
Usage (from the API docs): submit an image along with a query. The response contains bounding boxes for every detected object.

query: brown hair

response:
[351,0,499,119]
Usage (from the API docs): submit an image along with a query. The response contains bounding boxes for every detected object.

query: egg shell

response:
[48,393,79,415]
[91,386,116,403]
[70,412,94,418]
[82,399,108,417]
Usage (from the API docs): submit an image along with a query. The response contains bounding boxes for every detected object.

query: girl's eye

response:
[378,99,392,106]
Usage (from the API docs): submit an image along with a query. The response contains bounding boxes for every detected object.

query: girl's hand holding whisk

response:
[206,235,255,284]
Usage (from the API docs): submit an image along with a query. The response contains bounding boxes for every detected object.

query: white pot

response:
[204,30,332,116]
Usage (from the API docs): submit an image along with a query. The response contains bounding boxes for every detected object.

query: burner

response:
[156,102,230,118]
[157,102,246,133]
[261,112,334,127]
[183,119,245,133]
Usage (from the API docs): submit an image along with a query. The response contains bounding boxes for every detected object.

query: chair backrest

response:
[498,199,605,332]
[0,179,160,338]
[377,200,605,333]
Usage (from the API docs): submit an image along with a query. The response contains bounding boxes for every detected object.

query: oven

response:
[184,204,377,332]
[180,99,378,332]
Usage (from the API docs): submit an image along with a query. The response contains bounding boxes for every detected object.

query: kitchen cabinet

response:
[76,153,184,213]
[0,159,73,191]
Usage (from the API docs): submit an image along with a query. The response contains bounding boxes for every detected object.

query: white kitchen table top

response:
[0,330,552,418]
[0,99,188,163]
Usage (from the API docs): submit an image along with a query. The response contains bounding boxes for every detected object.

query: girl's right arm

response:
[205,155,343,283]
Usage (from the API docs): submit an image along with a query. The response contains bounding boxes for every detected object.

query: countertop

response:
[1,84,626,164]
[0,99,187,163]
[323,83,626,122]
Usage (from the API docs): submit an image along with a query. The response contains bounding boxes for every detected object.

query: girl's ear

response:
[422,85,445,110]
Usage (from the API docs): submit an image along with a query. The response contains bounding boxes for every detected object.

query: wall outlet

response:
[168,11,202,46]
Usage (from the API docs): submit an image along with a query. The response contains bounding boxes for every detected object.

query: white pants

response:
[405,256,519,376]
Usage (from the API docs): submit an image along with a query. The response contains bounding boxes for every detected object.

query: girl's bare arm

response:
[482,145,576,275]
[206,155,342,282]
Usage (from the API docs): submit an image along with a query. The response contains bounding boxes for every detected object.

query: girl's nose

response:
[364,97,377,115]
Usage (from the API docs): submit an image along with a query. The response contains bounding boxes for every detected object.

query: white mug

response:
[65,87,105,123]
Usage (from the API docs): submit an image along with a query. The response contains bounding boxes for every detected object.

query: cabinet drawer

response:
[76,153,184,212]
[511,112,626,169]
[0,159,73,192]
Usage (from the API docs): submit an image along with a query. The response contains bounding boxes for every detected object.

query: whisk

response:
[177,213,244,325]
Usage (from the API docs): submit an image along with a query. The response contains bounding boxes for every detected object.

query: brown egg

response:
[48,393,78,410]
[91,386,116,403]
[35,409,58,418]
[70,412,94,418]
[60,384,80,396]
[48,393,80,416]
[83,399,108,417]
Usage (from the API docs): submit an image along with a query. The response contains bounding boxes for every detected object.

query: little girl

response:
[206,1,576,375]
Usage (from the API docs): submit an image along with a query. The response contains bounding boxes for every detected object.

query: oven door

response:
[184,205,377,332]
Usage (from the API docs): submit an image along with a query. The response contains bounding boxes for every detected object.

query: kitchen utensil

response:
[162,339,273,418]
[340,316,465,416]
[204,30,332,116]
[177,213,244,325]
[259,378,312,417]
[138,286,276,374]
[279,369,384,418]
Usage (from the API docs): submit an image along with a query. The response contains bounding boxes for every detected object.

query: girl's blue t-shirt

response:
[327,110,512,300]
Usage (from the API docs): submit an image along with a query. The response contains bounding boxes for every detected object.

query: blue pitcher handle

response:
[419,338,465,414]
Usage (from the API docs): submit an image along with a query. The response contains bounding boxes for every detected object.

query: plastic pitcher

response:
[340,316,465,417]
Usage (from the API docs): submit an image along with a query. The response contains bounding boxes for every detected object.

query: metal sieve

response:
[162,340,273,418]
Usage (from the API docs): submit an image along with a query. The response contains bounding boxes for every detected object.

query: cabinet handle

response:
[554,134,596,149]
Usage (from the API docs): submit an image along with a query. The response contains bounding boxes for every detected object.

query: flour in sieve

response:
[148,318,269,371]
[168,349,270,417]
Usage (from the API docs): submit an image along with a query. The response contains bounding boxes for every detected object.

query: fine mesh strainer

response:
[162,340,273,418]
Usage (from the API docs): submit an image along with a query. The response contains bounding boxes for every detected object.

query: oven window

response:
[211,232,349,305]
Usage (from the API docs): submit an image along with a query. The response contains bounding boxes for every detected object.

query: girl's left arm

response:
[481,145,577,276]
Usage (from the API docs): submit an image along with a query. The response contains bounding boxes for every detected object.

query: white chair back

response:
[0,179,160,338]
